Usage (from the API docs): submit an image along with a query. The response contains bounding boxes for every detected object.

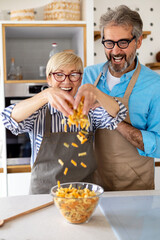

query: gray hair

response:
[100,5,143,40]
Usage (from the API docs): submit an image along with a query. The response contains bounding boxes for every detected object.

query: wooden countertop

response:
[0,161,159,174]
[0,165,31,174]
[7,165,31,173]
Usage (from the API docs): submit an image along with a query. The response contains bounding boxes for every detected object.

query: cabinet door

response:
[3,23,86,83]
[0,174,7,197]
[7,173,31,196]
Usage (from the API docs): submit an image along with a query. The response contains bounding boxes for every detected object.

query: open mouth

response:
[111,55,126,64]
[60,87,72,92]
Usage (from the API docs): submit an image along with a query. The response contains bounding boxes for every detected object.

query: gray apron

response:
[93,62,154,191]
[29,109,96,194]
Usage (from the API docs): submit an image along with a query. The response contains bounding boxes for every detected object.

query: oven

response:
[5,83,48,165]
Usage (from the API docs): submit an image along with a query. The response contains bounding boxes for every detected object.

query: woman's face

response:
[47,64,82,97]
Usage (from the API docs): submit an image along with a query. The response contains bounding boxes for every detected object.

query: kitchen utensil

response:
[0,200,54,227]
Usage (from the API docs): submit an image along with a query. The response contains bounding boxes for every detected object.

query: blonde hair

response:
[46,51,83,78]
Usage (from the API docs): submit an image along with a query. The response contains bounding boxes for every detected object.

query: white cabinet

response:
[0,174,7,197]
[7,173,31,196]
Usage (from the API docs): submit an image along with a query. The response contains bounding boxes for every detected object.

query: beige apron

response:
[29,108,96,194]
[93,62,154,191]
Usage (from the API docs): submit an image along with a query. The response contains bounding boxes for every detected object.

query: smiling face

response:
[47,64,82,97]
[103,24,142,77]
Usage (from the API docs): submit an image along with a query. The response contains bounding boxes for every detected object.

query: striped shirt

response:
[1,101,127,166]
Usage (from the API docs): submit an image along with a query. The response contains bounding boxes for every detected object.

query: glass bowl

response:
[51,182,104,224]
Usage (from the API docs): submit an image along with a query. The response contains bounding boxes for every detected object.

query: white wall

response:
[94,0,160,71]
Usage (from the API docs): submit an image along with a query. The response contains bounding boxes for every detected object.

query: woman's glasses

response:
[50,72,82,82]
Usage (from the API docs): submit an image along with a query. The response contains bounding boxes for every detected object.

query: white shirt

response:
[107,70,120,91]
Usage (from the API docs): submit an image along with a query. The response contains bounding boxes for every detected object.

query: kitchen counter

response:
[1,190,160,240]
[101,190,160,240]
[0,193,116,240]
[4,161,160,173]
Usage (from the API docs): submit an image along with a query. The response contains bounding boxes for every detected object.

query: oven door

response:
[5,97,31,165]
[5,83,48,166]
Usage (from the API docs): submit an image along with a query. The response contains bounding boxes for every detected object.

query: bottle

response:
[16,66,23,80]
[39,66,46,79]
[49,43,59,59]
[8,58,17,80]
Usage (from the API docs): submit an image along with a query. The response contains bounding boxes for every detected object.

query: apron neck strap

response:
[93,72,102,87]
[93,61,141,102]
[45,107,51,137]
[123,61,141,101]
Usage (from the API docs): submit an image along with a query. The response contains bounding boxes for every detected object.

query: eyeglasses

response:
[102,36,136,49]
[50,72,82,82]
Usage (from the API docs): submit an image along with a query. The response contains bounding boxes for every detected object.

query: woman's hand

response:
[11,87,75,122]
[46,87,75,116]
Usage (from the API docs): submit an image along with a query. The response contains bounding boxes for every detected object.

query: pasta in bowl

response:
[51,182,104,224]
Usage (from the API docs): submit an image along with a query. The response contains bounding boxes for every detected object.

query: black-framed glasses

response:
[50,72,82,82]
[102,36,136,49]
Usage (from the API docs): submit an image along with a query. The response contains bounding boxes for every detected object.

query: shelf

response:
[3,23,87,83]
[5,79,46,84]
[145,62,160,70]
[94,31,101,41]
[94,30,151,41]
[142,31,151,39]
[4,23,86,39]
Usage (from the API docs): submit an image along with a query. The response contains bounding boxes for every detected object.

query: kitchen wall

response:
[94,0,160,70]
[1,0,160,67]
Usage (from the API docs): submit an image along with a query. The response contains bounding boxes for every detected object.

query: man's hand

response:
[117,121,144,151]
[74,83,119,117]
[74,84,99,115]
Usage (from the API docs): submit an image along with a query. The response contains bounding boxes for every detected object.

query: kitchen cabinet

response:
[7,173,31,196]
[3,23,87,83]
[0,0,94,196]
[1,1,94,85]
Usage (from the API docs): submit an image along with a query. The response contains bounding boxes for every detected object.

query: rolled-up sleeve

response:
[92,100,127,131]
[1,105,33,135]
[1,105,19,135]
[136,90,160,158]
[138,130,160,157]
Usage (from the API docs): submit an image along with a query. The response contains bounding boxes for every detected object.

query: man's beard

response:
[106,50,137,73]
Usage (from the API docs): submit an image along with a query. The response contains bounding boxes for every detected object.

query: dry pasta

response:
[54,184,99,224]
[68,97,90,130]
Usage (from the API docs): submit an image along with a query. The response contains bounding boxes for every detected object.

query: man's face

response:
[103,24,142,77]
